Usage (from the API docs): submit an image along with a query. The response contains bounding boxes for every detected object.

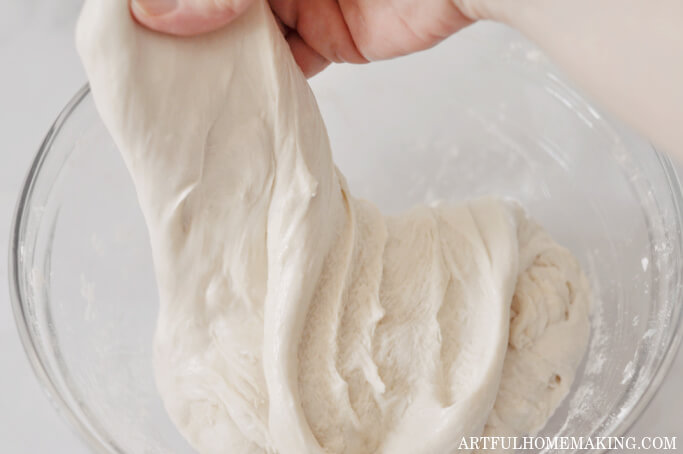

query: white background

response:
[0,2,681,453]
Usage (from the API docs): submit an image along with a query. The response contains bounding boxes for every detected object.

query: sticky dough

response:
[76,1,591,453]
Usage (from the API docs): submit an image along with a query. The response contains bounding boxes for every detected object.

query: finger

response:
[338,0,472,61]
[270,0,367,65]
[286,32,331,78]
[131,0,255,36]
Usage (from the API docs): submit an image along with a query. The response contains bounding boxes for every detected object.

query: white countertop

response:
[0,2,680,452]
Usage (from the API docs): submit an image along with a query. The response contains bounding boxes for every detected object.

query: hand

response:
[131,0,473,77]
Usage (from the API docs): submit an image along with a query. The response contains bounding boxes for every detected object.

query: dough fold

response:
[77,2,591,453]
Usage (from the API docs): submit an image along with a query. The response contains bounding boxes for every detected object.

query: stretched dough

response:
[76,1,591,453]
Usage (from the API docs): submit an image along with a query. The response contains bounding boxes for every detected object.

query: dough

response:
[76,1,591,453]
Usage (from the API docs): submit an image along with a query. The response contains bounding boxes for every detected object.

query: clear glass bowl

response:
[10,23,683,453]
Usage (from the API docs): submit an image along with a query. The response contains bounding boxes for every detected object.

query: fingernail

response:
[132,0,179,16]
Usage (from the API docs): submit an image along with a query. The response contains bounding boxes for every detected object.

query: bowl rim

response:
[8,85,111,453]
[8,84,683,453]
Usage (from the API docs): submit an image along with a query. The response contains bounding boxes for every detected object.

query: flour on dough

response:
[76,1,591,453]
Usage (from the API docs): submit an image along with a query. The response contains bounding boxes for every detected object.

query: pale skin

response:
[131,0,683,154]
[131,0,473,77]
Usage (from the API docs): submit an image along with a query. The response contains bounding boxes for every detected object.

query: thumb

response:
[131,0,255,36]
[452,0,516,22]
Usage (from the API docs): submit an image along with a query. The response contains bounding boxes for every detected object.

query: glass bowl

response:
[10,23,683,453]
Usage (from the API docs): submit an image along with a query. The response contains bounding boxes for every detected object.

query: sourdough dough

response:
[77,1,591,453]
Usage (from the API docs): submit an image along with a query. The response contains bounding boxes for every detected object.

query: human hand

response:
[131,0,473,77]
